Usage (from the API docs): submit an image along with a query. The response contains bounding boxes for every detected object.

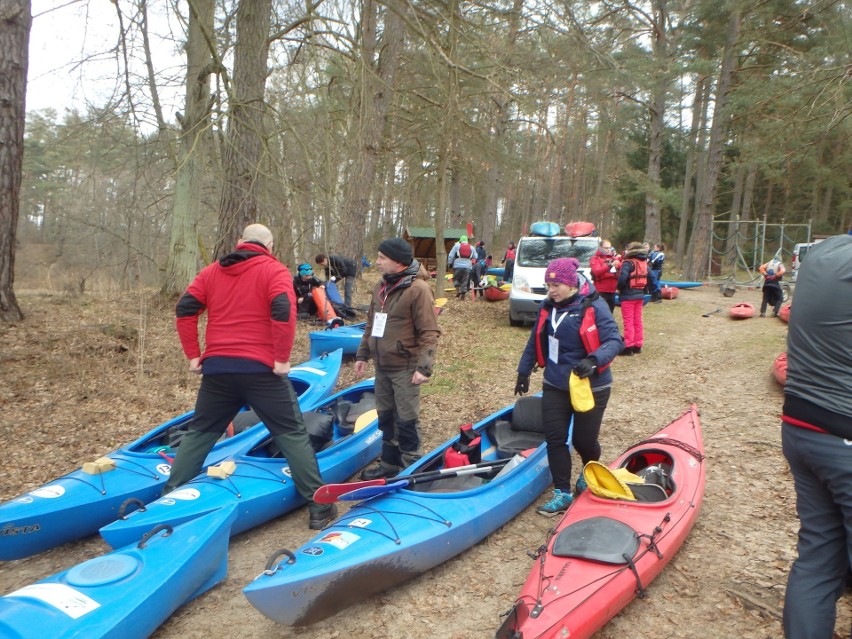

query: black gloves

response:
[573,357,597,379]
[514,374,530,396]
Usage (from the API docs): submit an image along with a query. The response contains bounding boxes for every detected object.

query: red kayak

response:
[660,285,678,300]
[729,302,755,319]
[564,221,596,238]
[496,405,705,639]
[484,286,510,302]
[773,352,787,385]
[778,303,791,323]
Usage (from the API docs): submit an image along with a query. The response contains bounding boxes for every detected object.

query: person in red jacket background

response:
[589,239,621,313]
[165,223,336,530]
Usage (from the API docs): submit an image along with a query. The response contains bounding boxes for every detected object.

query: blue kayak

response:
[486,267,506,277]
[243,395,551,626]
[659,280,703,288]
[309,322,366,359]
[0,350,342,561]
[0,505,237,639]
[99,379,382,549]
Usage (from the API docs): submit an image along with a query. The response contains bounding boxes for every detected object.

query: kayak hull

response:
[0,506,237,639]
[99,379,382,549]
[308,323,366,359]
[658,280,703,289]
[243,398,552,626]
[661,285,679,300]
[773,352,788,385]
[483,286,510,302]
[0,350,342,561]
[730,302,755,319]
[499,405,705,639]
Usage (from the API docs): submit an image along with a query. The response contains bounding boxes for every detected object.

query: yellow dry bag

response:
[569,372,594,412]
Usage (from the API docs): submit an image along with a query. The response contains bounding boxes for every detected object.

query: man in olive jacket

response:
[354,237,440,479]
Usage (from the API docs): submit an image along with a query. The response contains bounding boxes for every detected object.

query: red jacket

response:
[590,250,621,294]
[176,242,297,367]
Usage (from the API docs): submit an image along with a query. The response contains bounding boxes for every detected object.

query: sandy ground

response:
[1,281,850,638]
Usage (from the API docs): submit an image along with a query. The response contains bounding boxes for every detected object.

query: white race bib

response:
[371,312,388,338]
[548,334,559,364]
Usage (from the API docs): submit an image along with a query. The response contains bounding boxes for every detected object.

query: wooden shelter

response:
[402,227,469,271]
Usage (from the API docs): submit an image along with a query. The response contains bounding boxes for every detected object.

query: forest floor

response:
[1,276,851,638]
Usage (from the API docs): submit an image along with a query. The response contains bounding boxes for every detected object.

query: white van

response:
[508,223,600,326]
[791,240,823,283]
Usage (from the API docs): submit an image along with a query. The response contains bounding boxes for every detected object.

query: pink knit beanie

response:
[545,257,580,287]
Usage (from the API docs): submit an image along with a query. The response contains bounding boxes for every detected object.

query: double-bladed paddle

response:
[314,450,536,504]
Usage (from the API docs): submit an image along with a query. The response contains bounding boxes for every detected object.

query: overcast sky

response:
[27,0,183,117]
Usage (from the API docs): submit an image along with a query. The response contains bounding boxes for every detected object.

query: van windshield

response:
[517,238,598,268]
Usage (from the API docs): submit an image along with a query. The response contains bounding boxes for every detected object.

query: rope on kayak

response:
[175,461,292,498]
[626,437,705,462]
[63,457,162,495]
[324,497,452,545]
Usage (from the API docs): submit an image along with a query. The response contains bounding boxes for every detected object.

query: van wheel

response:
[781,284,791,303]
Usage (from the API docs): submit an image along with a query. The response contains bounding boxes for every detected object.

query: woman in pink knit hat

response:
[514,257,623,515]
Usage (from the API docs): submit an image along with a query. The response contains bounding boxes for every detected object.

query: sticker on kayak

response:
[166,488,201,501]
[7,583,100,619]
[348,518,372,528]
[302,546,324,557]
[282,467,292,477]
[366,431,382,445]
[15,496,34,504]
[156,464,171,476]
[31,485,65,499]
[290,366,326,376]
[318,531,360,549]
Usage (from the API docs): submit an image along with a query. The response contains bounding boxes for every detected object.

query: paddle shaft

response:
[314,456,516,504]
[336,463,507,501]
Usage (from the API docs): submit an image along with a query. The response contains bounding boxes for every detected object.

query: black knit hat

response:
[377,238,413,266]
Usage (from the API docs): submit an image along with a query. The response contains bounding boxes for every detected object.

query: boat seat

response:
[490,396,545,458]
[345,392,376,424]
[552,516,639,564]
[303,411,335,452]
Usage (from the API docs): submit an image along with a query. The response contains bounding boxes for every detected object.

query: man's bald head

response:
[241,224,274,249]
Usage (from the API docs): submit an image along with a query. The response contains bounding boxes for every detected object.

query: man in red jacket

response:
[589,239,621,313]
[165,223,336,529]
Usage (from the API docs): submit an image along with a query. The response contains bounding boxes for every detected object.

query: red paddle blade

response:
[313,479,385,504]
[337,480,410,501]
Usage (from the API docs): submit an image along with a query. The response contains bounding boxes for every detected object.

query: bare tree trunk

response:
[644,0,668,245]
[0,0,30,321]
[677,74,709,268]
[481,0,523,247]
[335,0,405,262]
[685,10,741,280]
[161,0,215,296]
[215,0,272,258]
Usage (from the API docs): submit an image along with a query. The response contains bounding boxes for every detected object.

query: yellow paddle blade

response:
[434,297,448,308]
[499,283,512,291]
[354,409,378,432]
[445,273,453,280]
[444,287,457,293]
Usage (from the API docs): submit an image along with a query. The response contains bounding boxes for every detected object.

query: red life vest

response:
[505,248,516,260]
[533,294,610,373]
[459,242,472,258]
[626,258,648,289]
[444,423,482,468]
